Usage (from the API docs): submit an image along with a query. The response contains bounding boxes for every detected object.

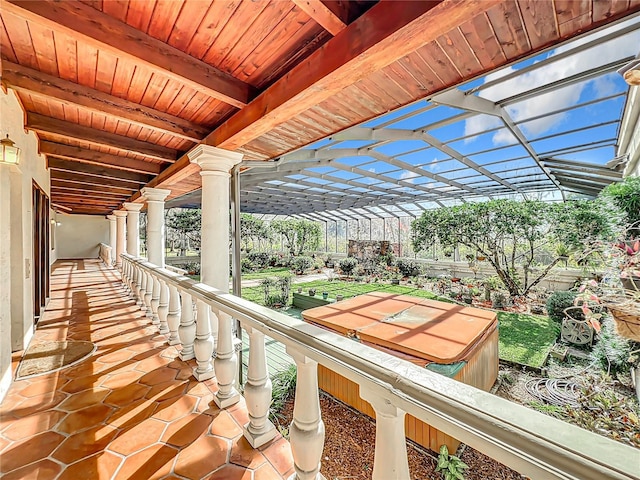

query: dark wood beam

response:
[2,62,208,142]
[51,189,129,203]
[206,0,497,151]
[47,157,152,184]
[26,113,178,162]
[52,198,120,208]
[51,171,143,190]
[40,141,161,175]
[2,0,255,108]
[51,179,136,197]
[292,0,347,35]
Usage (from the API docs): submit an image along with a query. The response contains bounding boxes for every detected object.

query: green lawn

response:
[239,267,292,280]
[241,279,556,369]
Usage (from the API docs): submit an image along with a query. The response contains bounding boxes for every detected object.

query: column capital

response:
[123,202,144,212]
[141,187,171,203]
[113,210,128,218]
[187,145,243,173]
[106,215,116,221]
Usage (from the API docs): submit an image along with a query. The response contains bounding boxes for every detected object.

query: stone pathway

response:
[0,259,293,480]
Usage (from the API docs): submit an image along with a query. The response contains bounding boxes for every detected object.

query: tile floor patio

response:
[0,259,294,480]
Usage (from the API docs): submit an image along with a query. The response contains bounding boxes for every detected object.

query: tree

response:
[240,213,271,252]
[271,219,321,255]
[411,199,616,297]
[166,208,201,256]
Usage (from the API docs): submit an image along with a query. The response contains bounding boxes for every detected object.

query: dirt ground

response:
[278,393,527,480]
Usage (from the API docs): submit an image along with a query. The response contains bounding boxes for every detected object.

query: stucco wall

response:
[56,213,110,259]
[0,88,50,402]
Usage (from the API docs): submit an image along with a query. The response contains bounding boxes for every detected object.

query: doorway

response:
[32,181,50,321]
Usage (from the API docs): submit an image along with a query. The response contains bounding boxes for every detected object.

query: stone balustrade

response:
[98,243,113,266]
[120,253,639,480]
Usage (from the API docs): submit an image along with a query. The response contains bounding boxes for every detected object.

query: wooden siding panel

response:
[125,0,156,33]
[101,0,128,23]
[76,43,98,88]
[485,1,531,60]
[593,0,631,22]
[459,13,508,69]
[437,27,483,77]
[0,17,19,63]
[397,51,446,93]
[201,1,269,69]
[184,1,241,60]
[519,0,560,49]
[53,31,78,83]
[94,50,117,95]
[4,13,38,67]
[217,2,294,75]
[110,60,136,100]
[139,73,169,109]
[417,41,463,87]
[125,64,153,104]
[147,0,185,43]
[555,0,592,37]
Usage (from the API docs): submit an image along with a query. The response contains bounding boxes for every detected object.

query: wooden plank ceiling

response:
[1,0,639,215]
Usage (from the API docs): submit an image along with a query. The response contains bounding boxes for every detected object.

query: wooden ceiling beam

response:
[50,171,143,190]
[51,184,132,199]
[47,157,152,184]
[2,62,208,143]
[51,190,129,203]
[52,198,120,208]
[27,113,178,162]
[40,141,162,175]
[292,0,347,35]
[137,0,489,201]
[51,179,136,196]
[206,0,499,151]
[2,0,255,109]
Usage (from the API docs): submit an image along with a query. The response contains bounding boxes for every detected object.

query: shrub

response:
[590,318,632,374]
[546,291,577,323]
[338,257,358,276]
[269,364,297,425]
[290,255,314,274]
[247,252,270,269]
[241,258,255,273]
[396,259,421,277]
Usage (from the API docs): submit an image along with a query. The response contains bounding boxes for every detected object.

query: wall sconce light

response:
[618,57,640,86]
[0,134,20,165]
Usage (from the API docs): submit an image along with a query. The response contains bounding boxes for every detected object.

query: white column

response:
[243,326,276,448]
[141,187,170,267]
[123,202,143,257]
[188,145,242,396]
[286,347,325,480]
[113,210,127,268]
[359,388,411,480]
[107,214,117,265]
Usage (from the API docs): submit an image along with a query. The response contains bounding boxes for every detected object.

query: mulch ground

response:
[277,392,527,480]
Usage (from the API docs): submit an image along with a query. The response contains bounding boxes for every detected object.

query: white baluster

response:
[286,347,325,480]
[122,260,130,293]
[151,276,161,326]
[167,284,181,345]
[243,326,276,448]
[157,279,169,335]
[135,266,144,307]
[179,291,196,360]
[213,309,239,408]
[144,272,153,317]
[359,387,410,480]
[130,263,138,299]
[193,299,215,381]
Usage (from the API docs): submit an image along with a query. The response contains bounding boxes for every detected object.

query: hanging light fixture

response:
[0,134,20,165]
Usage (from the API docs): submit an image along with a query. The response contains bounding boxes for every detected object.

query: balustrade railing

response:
[120,254,639,480]
[98,243,113,266]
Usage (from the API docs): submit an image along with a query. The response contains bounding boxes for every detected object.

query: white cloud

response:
[464,19,640,145]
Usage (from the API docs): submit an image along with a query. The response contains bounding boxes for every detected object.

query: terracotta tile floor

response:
[0,259,294,480]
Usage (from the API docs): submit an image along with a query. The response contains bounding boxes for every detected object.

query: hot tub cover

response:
[302,292,497,363]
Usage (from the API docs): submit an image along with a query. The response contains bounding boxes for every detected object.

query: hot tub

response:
[302,292,499,453]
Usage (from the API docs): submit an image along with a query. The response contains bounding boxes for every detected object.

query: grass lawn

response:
[240,267,292,280]
[241,279,556,369]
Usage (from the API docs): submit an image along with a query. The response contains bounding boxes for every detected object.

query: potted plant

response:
[600,176,640,238]
[322,292,329,300]
[308,288,316,297]
[491,291,507,309]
